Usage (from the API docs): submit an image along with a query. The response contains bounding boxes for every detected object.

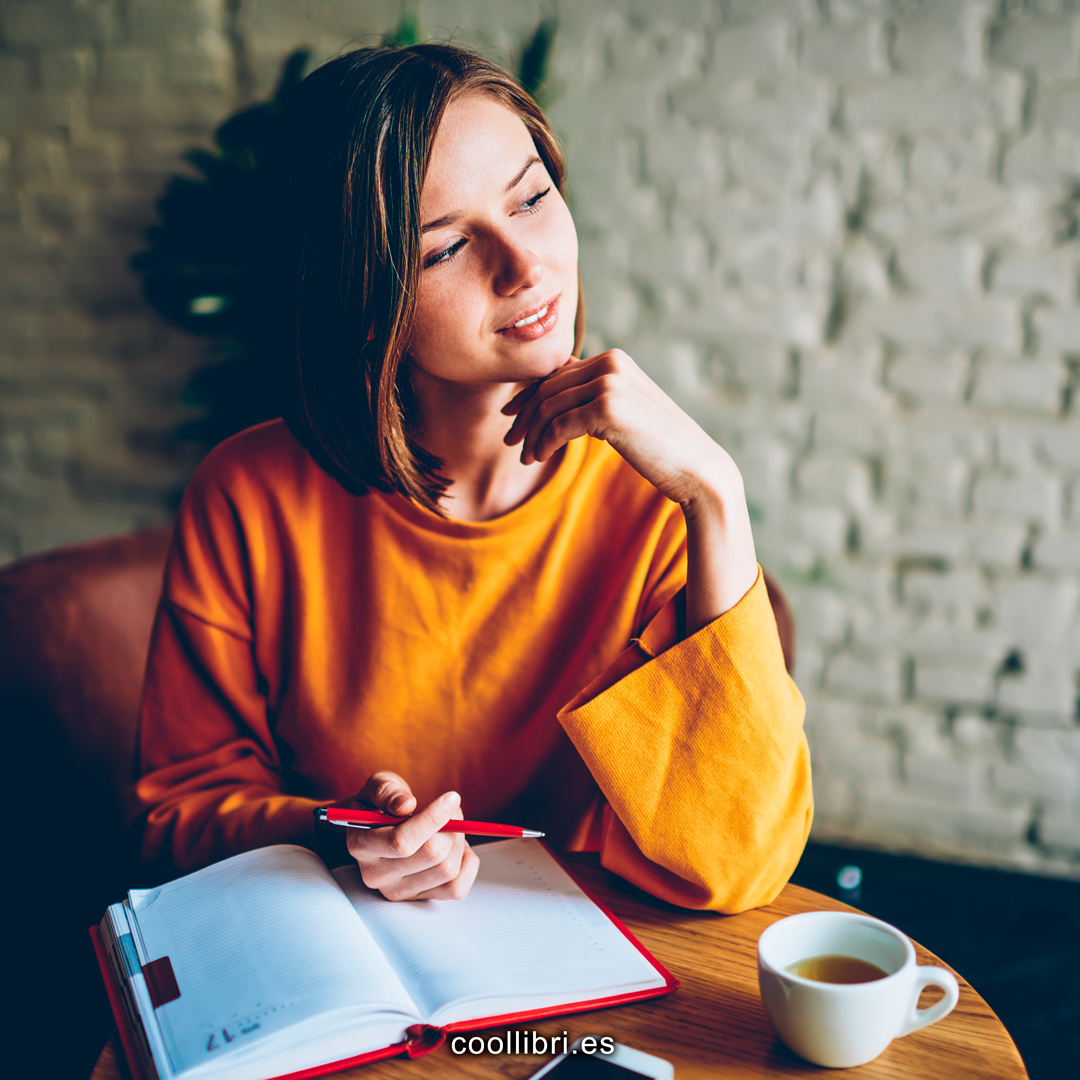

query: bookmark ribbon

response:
[143,955,181,1009]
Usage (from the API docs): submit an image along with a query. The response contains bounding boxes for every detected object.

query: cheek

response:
[567,212,579,262]
[550,203,579,268]
[410,279,470,353]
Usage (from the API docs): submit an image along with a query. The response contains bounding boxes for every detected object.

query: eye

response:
[516,186,551,214]
[424,238,466,269]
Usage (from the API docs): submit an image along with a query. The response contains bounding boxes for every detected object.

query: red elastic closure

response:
[404,1024,446,1057]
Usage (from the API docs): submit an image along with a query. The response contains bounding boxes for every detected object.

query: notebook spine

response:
[91,926,156,1080]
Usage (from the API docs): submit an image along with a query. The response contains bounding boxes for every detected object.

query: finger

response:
[347,821,455,870]
[376,836,470,900]
[504,382,548,443]
[531,403,602,465]
[504,360,593,445]
[398,844,481,902]
[347,823,417,864]
[501,379,542,418]
[357,831,461,888]
[363,790,460,859]
[357,771,417,816]
[520,383,600,464]
[502,352,581,417]
[504,358,596,446]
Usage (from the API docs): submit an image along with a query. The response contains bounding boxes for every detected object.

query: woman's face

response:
[405,94,579,388]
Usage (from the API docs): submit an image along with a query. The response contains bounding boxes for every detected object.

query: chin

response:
[525,351,574,382]
[537,330,579,371]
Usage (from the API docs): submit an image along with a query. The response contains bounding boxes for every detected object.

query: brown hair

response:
[264,43,582,512]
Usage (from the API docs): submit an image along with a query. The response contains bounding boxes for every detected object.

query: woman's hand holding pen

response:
[337,771,480,901]
[503,349,759,633]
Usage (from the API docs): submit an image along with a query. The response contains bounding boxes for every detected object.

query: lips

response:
[496,295,560,341]
[512,303,549,328]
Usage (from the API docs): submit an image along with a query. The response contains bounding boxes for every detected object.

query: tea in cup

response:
[757,911,960,1068]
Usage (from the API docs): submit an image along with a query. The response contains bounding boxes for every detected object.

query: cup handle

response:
[899,965,960,1036]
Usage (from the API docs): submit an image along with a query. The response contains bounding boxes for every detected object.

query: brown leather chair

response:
[0,527,172,1080]
[1,529,173,841]
[0,527,794,1078]
[1,530,172,838]
[765,573,796,678]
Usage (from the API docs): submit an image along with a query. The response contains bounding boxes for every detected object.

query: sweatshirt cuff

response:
[556,567,791,826]
[558,566,773,715]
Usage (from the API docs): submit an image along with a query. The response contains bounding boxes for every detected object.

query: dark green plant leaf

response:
[384,10,422,48]
[518,16,558,104]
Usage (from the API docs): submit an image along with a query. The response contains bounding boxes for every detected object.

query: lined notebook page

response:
[334,840,665,1025]
[129,845,419,1077]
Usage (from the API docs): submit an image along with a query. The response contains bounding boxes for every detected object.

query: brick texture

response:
[1,0,1078,876]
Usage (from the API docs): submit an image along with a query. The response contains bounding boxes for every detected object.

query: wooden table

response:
[92,856,1027,1079]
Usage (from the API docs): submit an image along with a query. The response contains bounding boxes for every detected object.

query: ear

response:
[572,268,586,357]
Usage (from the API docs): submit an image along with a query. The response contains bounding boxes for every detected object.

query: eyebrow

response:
[420,155,542,234]
[420,212,462,235]
[504,154,540,192]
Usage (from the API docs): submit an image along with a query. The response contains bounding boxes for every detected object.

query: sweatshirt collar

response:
[375,436,590,539]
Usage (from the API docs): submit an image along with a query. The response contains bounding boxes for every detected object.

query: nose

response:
[491,229,544,296]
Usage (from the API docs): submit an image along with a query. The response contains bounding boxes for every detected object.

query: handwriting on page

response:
[204,1015,266,1052]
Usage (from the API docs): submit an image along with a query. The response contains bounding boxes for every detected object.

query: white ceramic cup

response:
[757,911,960,1068]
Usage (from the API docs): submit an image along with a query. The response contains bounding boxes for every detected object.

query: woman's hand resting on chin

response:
[335,771,480,901]
[504,349,729,506]
[503,349,760,631]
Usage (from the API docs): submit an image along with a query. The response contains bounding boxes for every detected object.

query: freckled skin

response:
[405,95,579,388]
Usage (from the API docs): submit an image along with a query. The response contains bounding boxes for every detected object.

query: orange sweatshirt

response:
[132,419,811,912]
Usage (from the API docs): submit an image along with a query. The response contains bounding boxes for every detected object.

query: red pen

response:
[314,807,544,838]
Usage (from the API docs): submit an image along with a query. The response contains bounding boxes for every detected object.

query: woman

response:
[132,43,811,912]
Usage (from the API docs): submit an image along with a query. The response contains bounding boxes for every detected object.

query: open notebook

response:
[93,840,677,1080]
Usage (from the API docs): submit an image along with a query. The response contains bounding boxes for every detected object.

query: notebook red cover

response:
[91,850,679,1080]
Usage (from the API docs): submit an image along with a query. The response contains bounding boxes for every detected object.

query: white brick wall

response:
[1,0,1078,876]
